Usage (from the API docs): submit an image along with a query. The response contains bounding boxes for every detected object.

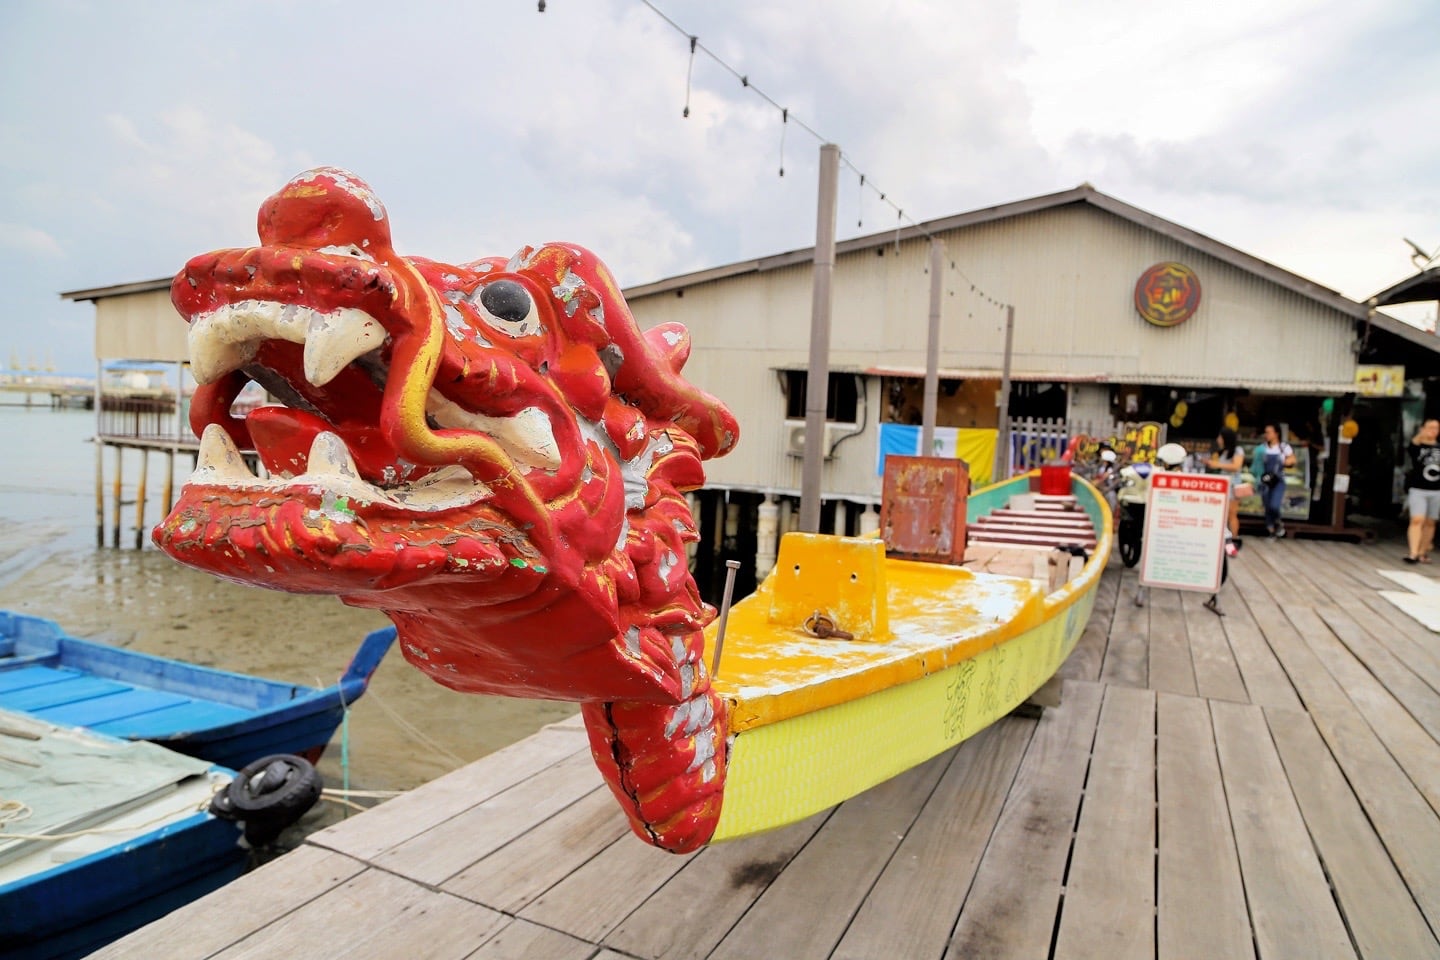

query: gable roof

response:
[624,184,1438,352]
[62,184,1436,353]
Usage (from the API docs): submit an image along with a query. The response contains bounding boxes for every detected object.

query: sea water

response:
[0,404,195,559]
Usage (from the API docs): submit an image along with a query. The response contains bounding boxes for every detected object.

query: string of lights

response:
[538,1,1011,311]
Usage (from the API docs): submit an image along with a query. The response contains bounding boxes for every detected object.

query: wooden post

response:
[94,438,105,548]
[996,304,1015,481]
[162,449,175,515]
[134,449,149,550]
[94,359,104,548]
[800,143,841,534]
[111,446,123,549]
[921,238,945,455]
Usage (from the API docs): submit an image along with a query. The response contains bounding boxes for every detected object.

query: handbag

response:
[1261,471,1279,488]
[1233,481,1255,498]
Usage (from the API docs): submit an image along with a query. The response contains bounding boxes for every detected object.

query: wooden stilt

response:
[163,449,175,515]
[134,449,149,550]
[94,440,105,548]
[111,446,123,549]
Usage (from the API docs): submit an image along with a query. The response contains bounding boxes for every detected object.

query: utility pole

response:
[921,238,945,455]
[996,303,1015,481]
[800,143,841,533]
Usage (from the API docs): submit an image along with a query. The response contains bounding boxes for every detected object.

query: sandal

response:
[1423,556,1433,565]
[1404,555,1420,565]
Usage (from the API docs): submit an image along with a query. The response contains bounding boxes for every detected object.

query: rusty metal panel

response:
[880,455,969,563]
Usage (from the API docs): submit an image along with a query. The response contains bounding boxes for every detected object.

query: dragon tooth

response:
[188,316,260,385]
[425,393,561,471]
[193,424,256,483]
[305,431,361,478]
[303,308,385,387]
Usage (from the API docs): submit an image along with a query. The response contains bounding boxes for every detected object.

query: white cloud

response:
[0,222,63,258]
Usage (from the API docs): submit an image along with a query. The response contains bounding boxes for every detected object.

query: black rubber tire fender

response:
[225,754,323,820]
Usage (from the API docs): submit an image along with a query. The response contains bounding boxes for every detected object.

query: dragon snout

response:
[258,166,394,258]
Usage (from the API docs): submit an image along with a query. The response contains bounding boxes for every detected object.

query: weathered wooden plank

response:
[1249,538,1324,604]
[1334,590,1440,698]
[1244,544,1440,928]
[1209,700,1356,960]
[88,846,368,959]
[372,748,605,886]
[707,751,953,960]
[1301,607,1440,811]
[1307,701,1440,932]
[1053,685,1155,960]
[519,825,698,944]
[832,719,1036,960]
[210,867,507,960]
[1278,541,1440,701]
[1355,590,1440,690]
[1230,572,1345,714]
[1217,588,1302,711]
[604,808,831,960]
[443,786,628,913]
[458,918,594,960]
[1058,563,1120,683]
[1266,707,1440,960]
[943,680,1104,960]
[1101,570,1149,688]
[312,724,588,861]
[1154,693,1253,960]
[1180,589,1250,703]
[1145,587,1197,696]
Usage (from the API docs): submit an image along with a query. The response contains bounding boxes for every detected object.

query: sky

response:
[1,0,1437,376]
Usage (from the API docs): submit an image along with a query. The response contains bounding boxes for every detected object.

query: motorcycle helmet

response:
[1155,442,1188,469]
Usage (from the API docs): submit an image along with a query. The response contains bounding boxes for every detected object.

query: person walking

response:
[1207,427,1244,540]
[1405,418,1440,564]
[1251,423,1295,539]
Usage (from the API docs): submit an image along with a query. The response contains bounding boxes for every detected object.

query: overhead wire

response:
[632,1,1009,310]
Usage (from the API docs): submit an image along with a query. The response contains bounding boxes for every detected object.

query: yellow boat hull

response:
[705,472,1111,842]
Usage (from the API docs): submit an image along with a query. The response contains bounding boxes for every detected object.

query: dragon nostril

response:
[478,280,533,323]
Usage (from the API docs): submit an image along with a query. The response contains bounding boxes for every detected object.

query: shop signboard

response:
[1354,364,1405,397]
[1139,472,1228,593]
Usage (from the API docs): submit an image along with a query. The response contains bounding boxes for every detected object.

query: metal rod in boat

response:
[711,560,742,678]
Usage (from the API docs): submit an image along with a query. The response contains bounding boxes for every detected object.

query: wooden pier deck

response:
[93,537,1440,960]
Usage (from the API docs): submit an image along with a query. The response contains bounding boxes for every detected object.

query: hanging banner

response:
[1139,472,1228,592]
[876,423,996,484]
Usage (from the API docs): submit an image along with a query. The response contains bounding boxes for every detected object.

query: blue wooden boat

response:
[0,611,394,770]
[0,710,248,959]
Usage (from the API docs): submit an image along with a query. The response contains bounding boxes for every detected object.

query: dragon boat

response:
[151,167,1109,854]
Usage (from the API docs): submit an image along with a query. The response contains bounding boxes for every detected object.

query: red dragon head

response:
[154,167,738,714]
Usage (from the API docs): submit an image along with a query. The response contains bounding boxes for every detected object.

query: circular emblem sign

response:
[1134,262,1201,327]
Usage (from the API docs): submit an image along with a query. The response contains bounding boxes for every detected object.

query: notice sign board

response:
[1139,472,1229,593]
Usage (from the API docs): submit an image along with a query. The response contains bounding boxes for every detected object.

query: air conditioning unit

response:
[785,421,848,460]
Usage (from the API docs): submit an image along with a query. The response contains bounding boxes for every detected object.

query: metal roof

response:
[60,277,172,302]
[58,185,1439,358]
[1371,266,1440,307]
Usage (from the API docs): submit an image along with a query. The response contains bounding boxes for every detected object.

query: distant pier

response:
[0,372,94,408]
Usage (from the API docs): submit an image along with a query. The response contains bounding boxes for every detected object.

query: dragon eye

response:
[479,281,532,322]
[472,280,541,338]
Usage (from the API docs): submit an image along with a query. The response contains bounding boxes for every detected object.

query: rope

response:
[364,687,468,767]
[0,793,209,843]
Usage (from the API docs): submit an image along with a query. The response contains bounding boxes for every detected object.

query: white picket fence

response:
[1006,417,1166,474]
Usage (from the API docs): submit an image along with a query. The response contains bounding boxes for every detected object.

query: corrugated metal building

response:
[63,185,1438,591]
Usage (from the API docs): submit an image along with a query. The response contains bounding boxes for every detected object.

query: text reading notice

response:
[1139,472,1229,592]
